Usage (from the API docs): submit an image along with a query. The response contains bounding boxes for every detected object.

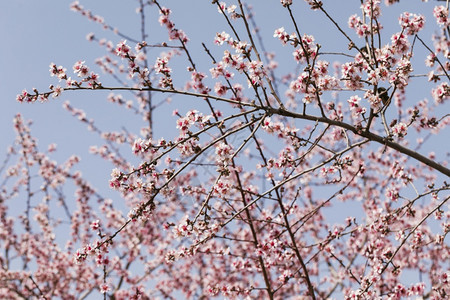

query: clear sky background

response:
[0,0,448,297]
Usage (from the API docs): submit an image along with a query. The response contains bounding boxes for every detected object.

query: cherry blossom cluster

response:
[261,117,299,140]
[361,0,381,18]
[214,31,231,45]
[127,199,156,222]
[210,59,235,80]
[154,53,175,88]
[158,6,189,43]
[262,146,297,181]
[390,57,413,87]
[348,14,382,37]
[431,82,450,104]
[292,34,318,63]
[280,0,292,7]
[172,216,220,242]
[348,95,367,118]
[73,61,101,86]
[214,81,228,96]
[215,142,234,169]
[398,12,425,35]
[74,240,109,265]
[115,40,131,58]
[212,178,233,196]
[246,60,267,87]
[433,5,449,27]
[133,137,165,159]
[176,110,212,136]
[289,60,338,104]
[217,2,239,20]
[188,71,210,94]
[15,89,44,103]
[273,27,292,46]
[109,167,125,190]
[341,61,364,90]
[16,60,102,103]
[154,57,172,76]
[391,122,408,138]
[274,27,344,105]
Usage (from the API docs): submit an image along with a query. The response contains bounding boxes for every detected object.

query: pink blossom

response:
[390,32,410,54]
[91,219,100,231]
[361,0,381,18]
[274,27,290,45]
[392,122,408,138]
[399,12,425,35]
[154,56,171,75]
[49,63,67,81]
[431,82,449,104]
[214,82,228,96]
[433,5,449,26]
[100,283,111,294]
[280,0,292,7]
[115,40,130,58]
[73,60,89,77]
[214,31,230,45]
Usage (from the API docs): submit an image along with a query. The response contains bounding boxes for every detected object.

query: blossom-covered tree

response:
[2,0,450,299]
